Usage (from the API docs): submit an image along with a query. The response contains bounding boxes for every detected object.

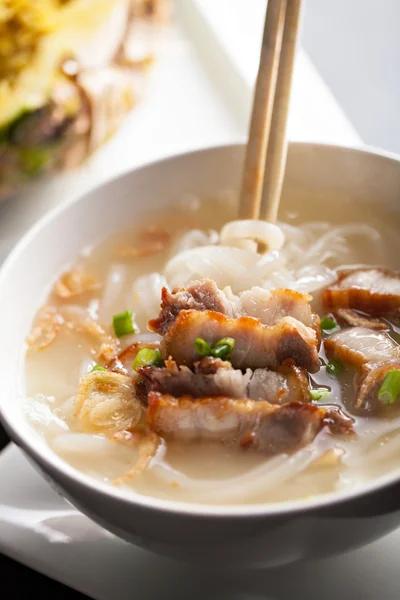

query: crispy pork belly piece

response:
[356,362,400,411]
[138,360,237,400]
[235,287,315,328]
[319,405,355,435]
[194,356,232,374]
[74,371,141,434]
[138,358,310,405]
[324,327,400,369]
[161,310,320,372]
[146,394,353,454]
[323,268,400,316]
[336,308,388,331]
[325,327,400,413]
[149,279,316,335]
[149,279,234,334]
[247,363,310,404]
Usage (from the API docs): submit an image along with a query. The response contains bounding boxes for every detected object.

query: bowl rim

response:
[2,140,400,519]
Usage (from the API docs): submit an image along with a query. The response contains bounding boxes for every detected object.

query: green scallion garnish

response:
[211,337,236,359]
[377,370,400,405]
[194,336,236,359]
[112,310,136,337]
[310,388,331,401]
[132,348,163,371]
[320,316,338,331]
[91,364,106,372]
[326,359,343,377]
[194,337,212,357]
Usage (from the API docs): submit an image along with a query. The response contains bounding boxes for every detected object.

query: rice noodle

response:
[164,222,383,295]
[165,246,264,291]
[151,446,319,503]
[55,396,76,425]
[24,397,69,434]
[79,357,96,378]
[113,431,165,485]
[294,265,337,293]
[220,220,285,251]
[52,433,116,455]
[171,229,219,254]
[345,427,400,469]
[280,223,381,270]
[130,273,168,323]
[98,264,128,322]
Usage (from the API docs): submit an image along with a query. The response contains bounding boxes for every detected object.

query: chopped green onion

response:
[91,364,107,372]
[194,336,236,359]
[377,370,400,405]
[211,337,236,359]
[310,388,331,401]
[211,344,231,359]
[112,310,136,337]
[326,359,344,377]
[214,337,235,351]
[194,337,212,357]
[132,348,163,371]
[320,317,338,331]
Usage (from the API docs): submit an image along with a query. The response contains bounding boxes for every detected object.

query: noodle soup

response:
[25,191,400,506]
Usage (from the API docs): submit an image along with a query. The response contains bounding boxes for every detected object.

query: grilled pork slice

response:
[324,327,400,369]
[138,358,310,405]
[149,279,232,334]
[194,356,231,374]
[325,327,400,412]
[149,279,316,335]
[147,393,353,454]
[323,268,400,316]
[236,287,315,328]
[336,308,388,331]
[248,363,310,403]
[161,310,320,372]
[356,362,400,411]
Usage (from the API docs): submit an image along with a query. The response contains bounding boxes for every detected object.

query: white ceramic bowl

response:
[2,143,400,568]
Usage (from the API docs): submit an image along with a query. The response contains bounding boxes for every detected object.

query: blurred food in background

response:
[0,0,170,198]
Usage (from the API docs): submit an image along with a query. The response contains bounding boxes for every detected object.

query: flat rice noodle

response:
[151,446,319,503]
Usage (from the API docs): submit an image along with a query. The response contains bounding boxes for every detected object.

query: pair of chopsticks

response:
[239,0,303,224]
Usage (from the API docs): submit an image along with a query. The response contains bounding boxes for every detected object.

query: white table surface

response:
[0,2,375,598]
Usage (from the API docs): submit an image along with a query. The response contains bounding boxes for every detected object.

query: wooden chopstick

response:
[238,0,303,223]
[260,0,303,223]
[238,0,288,220]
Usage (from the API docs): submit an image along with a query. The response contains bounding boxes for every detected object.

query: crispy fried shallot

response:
[54,268,101,299]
